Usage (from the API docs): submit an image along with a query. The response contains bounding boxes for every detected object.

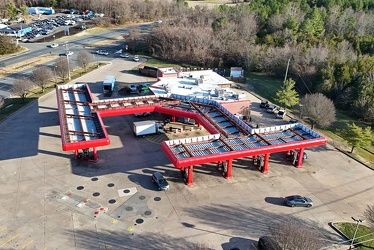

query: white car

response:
[96,50,109,55]
[65,51,73,56]
[120,53,129,58]
[50,43,59,48]
[276,110,286,119]
[133,55,139,62]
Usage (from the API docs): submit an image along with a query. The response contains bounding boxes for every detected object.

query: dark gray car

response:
[285,195,313,207]
[152,172,170,191]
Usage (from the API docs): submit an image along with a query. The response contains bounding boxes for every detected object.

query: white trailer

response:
[133,120,164,136]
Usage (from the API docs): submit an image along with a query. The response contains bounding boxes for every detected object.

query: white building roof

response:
[149,70,243,101]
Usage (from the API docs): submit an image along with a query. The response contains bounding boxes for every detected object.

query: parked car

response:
[289,118,298,123]
[266,105,277,113]
[120,53,129,58]
[260,100,269,108]
[134,112,151,117]
[60,51,73,56]
[49,43,59,48]
[284,195,313,207]
[133,55,139,62]
[128,84,137,92]
[152,172,169,191]
[258,236,282,250]
[276,110,286,119]
[96,50,109,55]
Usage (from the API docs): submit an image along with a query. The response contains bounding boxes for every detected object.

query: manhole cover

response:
[125,206,133,211]
[93,192,100,197]
[123,189,130,193]
[77,186,84,190]
[139,195,146,200]
[91,177,98,181]
[135,219,144,224]
[154,197,161,201]
[144,211,152,216]
[107,183,115,187]
[108,199,116,204]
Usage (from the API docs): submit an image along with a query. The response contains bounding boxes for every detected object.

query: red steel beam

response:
[162,137,326,169]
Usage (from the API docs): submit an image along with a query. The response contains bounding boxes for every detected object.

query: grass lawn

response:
[335,222,374,249]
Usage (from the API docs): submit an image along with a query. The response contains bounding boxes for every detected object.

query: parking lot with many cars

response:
[0,59,373,250]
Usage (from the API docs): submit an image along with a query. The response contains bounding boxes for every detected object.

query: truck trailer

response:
[103,75,116,97]
[133,120,164,136]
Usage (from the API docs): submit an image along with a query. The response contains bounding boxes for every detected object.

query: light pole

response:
[64,42,71,80]
[299,103,303,119]
[53,66,57,86]
[350,217,365,249]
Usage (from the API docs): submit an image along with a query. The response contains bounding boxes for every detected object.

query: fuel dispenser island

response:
[285,149,306,167]
[75,148,99,162]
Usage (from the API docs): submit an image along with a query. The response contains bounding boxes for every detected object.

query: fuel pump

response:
[286,150,301,166]
[181,168,189,183]
[77,148,95,161]
[216,160,228,176]
[253,155,265,172]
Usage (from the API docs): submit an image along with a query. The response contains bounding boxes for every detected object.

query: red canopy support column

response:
[74,150,79,160]
[171,115,176,122]
[225,159,232,179]
[262,153,270,173]
[187,166,193,186]
[296,148,304,168]
[93,147,98,162]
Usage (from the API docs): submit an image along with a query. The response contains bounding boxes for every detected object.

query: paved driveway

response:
[0,59,373,250]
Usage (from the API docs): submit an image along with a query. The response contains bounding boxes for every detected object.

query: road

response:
[0,22,154,98]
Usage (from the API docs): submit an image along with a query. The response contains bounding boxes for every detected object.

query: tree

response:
[364,205,374,230]
[12,77,33,103]
[343,123,373,153]
[269,219,327,250]
[31,66,53,93]
[54,57,69,82]
[300,93,336,129]
[5,2,17,18]
[0,36,19,55]
[275,78,299,109]
[77,51,92,72]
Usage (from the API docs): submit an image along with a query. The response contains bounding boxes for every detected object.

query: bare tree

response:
[31,66,53,93]
[54,57,69,82]
[300,93,336,129]
[77,51,92,72]
[12,77,33,103]
[364,205,374,230]
[269,219,327,250]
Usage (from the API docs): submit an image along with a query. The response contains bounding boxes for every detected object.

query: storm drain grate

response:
[77,186,84,190]
[91,177,98,181]
[154,197,161,202]
[108,199,116,204]
[123,189,130,193]
[107,183,115,187]
[92,192,100,197]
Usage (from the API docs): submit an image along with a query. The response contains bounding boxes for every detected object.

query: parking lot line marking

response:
[0,233,20,248]
[20,239,33,249]
[0,226,7,232]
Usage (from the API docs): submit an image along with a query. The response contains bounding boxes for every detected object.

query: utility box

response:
[103,75,116,97]
[133,120,164,136]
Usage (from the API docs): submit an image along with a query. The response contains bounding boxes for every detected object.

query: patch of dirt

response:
[0,55,59,77]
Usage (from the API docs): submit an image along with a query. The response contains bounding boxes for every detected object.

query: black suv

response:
[260,100,269,108]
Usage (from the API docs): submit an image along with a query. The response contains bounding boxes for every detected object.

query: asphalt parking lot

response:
[0,59,373,250]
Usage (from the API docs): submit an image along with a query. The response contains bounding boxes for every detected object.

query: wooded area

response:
[1,0,373,123]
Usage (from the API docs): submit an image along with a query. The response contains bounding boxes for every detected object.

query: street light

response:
[53,66,57,86]
[350,217,365,249]
[64,42,71,80]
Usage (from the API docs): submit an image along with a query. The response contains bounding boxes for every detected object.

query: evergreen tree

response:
[344,123,373,153]
[275,78,300,109]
